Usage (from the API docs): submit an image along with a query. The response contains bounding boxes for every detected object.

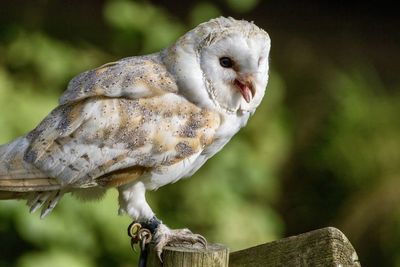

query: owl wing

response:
[23,95,220,189]
[1,53,220,191]
[0,54,179,192]
[0,94,220,220]
[59,54,178,105]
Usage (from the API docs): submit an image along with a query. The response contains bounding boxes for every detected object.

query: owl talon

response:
[153,224,208,262]
[195,234,208,248]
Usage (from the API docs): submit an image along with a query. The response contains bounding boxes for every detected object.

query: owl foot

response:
[153,223,207,261]
[128,216,207,262]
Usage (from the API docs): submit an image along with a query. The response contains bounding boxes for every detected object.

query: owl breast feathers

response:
[0,17,270,220]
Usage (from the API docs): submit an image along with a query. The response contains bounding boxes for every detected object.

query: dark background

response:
[0,1,399,267]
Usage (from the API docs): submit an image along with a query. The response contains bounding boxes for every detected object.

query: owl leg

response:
[118,181,155,221]
[118,181,207,260]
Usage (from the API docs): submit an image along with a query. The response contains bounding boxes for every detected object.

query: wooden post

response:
[143,227,359,266]
[146,243,229,267]
[229,227,361,267]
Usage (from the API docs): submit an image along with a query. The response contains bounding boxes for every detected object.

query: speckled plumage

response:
[0,17,270,236]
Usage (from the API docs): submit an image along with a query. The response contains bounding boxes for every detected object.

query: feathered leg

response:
[119,181,207,261]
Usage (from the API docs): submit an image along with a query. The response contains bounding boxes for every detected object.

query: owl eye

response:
[219,57,234,68]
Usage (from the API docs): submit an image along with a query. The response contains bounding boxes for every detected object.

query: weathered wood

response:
[147,243,229,267]
[229,227,360,267]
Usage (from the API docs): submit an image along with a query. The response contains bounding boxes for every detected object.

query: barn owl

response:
[0,17,270,256]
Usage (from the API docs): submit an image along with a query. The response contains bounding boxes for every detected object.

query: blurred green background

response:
[0,1,399,266]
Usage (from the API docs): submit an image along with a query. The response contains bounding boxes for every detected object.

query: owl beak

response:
[235,76,255,103]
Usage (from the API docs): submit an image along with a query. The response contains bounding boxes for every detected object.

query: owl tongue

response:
[235,79,254,103]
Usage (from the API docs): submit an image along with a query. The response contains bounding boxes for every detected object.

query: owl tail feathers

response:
[0,137,62,191]
[0,137,63,218]
[0,189,64,218]
[28,190,64,218]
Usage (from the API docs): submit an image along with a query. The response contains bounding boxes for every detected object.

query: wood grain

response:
[229,227,361,267]
[147,243,229,267]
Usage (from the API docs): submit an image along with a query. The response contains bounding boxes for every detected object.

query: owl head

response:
[162,17,271,114]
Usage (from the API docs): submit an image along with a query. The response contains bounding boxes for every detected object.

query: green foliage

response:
[18,249,94,267]
[104,0,185,54]
[190,2,221,27]
[325,68,400,186]
[224,0,260,13]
